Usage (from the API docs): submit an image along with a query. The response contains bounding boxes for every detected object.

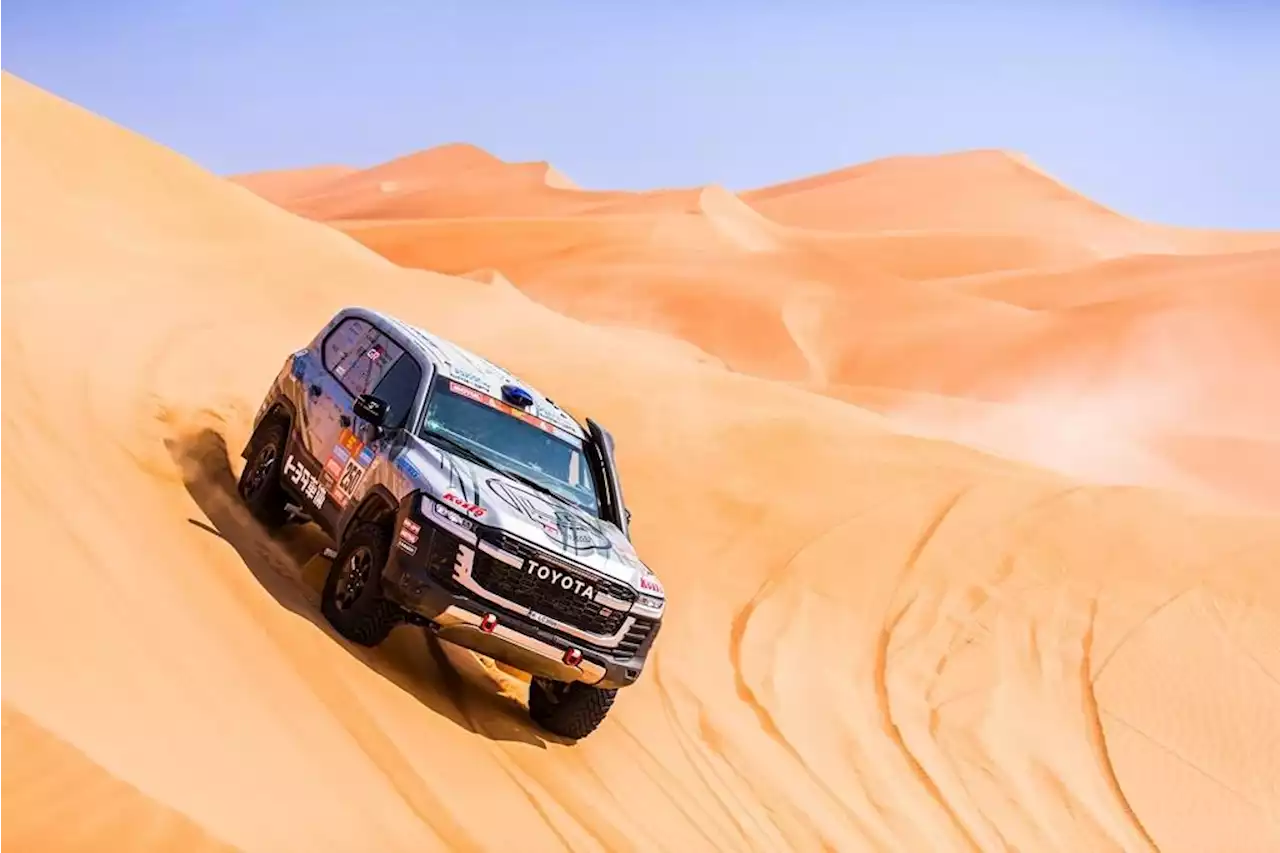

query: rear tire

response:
[321,522,402,646]
[528,677,617,739]
[237,418,291,530]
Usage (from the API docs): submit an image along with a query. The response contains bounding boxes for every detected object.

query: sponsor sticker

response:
[640,574,664,595]
[448,381,489,405]
[452,367,489,387]
[338,428,363,455]
[318,427,372,503]
[397,539,417,555]
[394,455,423,480]
[446,381,568,439]
[398,519,419,544]
[283,454,326,510]
[442,490,487,519]
[403,519,421,535]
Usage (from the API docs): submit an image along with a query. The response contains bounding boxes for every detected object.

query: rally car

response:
[236,307,664,739]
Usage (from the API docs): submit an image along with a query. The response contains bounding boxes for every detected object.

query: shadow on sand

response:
[166,427,567,748]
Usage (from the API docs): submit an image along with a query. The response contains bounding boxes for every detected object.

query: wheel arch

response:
[242,396,299,460]
[338,485,401,546]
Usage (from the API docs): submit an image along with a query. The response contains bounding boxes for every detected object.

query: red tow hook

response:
[479,613,498,633]
[562,648,583,666]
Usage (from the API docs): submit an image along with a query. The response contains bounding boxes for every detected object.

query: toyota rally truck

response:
[236,307,665,739]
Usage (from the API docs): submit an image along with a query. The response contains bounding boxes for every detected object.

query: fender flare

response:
[338,485,401,546]
[242,396,299,460]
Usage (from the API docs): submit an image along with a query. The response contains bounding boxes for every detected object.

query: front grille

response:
[471,535,634,636]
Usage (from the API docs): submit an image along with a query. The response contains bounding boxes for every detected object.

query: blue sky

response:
[3,0,1277,228]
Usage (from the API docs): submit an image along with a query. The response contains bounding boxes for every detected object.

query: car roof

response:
[342,306,587,440]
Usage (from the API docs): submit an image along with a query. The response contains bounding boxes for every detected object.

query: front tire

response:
[320,522,402,646]
[237,418,291,530]
[528,677,617,739]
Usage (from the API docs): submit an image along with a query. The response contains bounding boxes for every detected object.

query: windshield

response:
[420,378,601,516]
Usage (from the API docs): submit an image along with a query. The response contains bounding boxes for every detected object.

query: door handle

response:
[308,383,322,398]
[339,414,352,428]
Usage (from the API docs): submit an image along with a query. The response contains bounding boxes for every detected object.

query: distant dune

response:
[7,70,1280,853]
[229,164,358,207]
[236,136,1280,511]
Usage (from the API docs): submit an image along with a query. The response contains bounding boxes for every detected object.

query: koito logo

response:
[442,491,486,518]
[526,560,597,600]
[640,574,664,595]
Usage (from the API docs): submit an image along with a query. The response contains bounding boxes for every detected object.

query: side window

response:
[323,318,377,391]
[322,318,407,400]
[370,353,424,430]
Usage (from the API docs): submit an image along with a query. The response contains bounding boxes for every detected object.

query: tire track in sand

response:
[1079,599,1158,852]
[727,506,900,850]
[872,487,980,852]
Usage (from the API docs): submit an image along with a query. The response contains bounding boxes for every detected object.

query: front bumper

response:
[381,498,661,690]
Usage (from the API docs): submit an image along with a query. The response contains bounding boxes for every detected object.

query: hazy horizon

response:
[4,0,1277,229]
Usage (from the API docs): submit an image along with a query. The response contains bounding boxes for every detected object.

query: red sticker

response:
[442,490,487,519]
[448,381,560,434]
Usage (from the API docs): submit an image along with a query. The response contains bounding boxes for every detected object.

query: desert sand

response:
[4,71,1279,852]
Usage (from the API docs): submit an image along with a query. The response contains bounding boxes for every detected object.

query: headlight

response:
[635,592,665,612]
[421,495,475,531]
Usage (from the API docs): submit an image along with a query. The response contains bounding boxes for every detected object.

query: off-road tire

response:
[237,418,292,530]
[528,678,618,739]
[321,522,402,646]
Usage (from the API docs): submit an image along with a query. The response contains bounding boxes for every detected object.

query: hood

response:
[395,437,661,594]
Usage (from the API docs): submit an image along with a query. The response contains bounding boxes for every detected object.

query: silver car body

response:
[245,306,664,688]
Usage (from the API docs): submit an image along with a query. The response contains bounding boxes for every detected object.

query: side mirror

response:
[625,508,633,523]
[353,394,388,428]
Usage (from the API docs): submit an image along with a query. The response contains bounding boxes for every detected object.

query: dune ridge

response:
[238,134,1280,512]
[6,71,1280,852]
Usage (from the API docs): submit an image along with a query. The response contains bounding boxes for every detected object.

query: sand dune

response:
[240,140,1280,511]
[233,143,589,221]
[228,165,357,208]
[740,149,1280,257]
[5,71,1280,853]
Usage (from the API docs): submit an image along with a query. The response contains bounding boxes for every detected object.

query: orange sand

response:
[5,72,1280,852]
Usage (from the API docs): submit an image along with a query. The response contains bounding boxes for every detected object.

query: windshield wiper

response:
[423,430,595,516]
[427,431,593,513]
[421,430,496,471]
[493,466,583,511]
